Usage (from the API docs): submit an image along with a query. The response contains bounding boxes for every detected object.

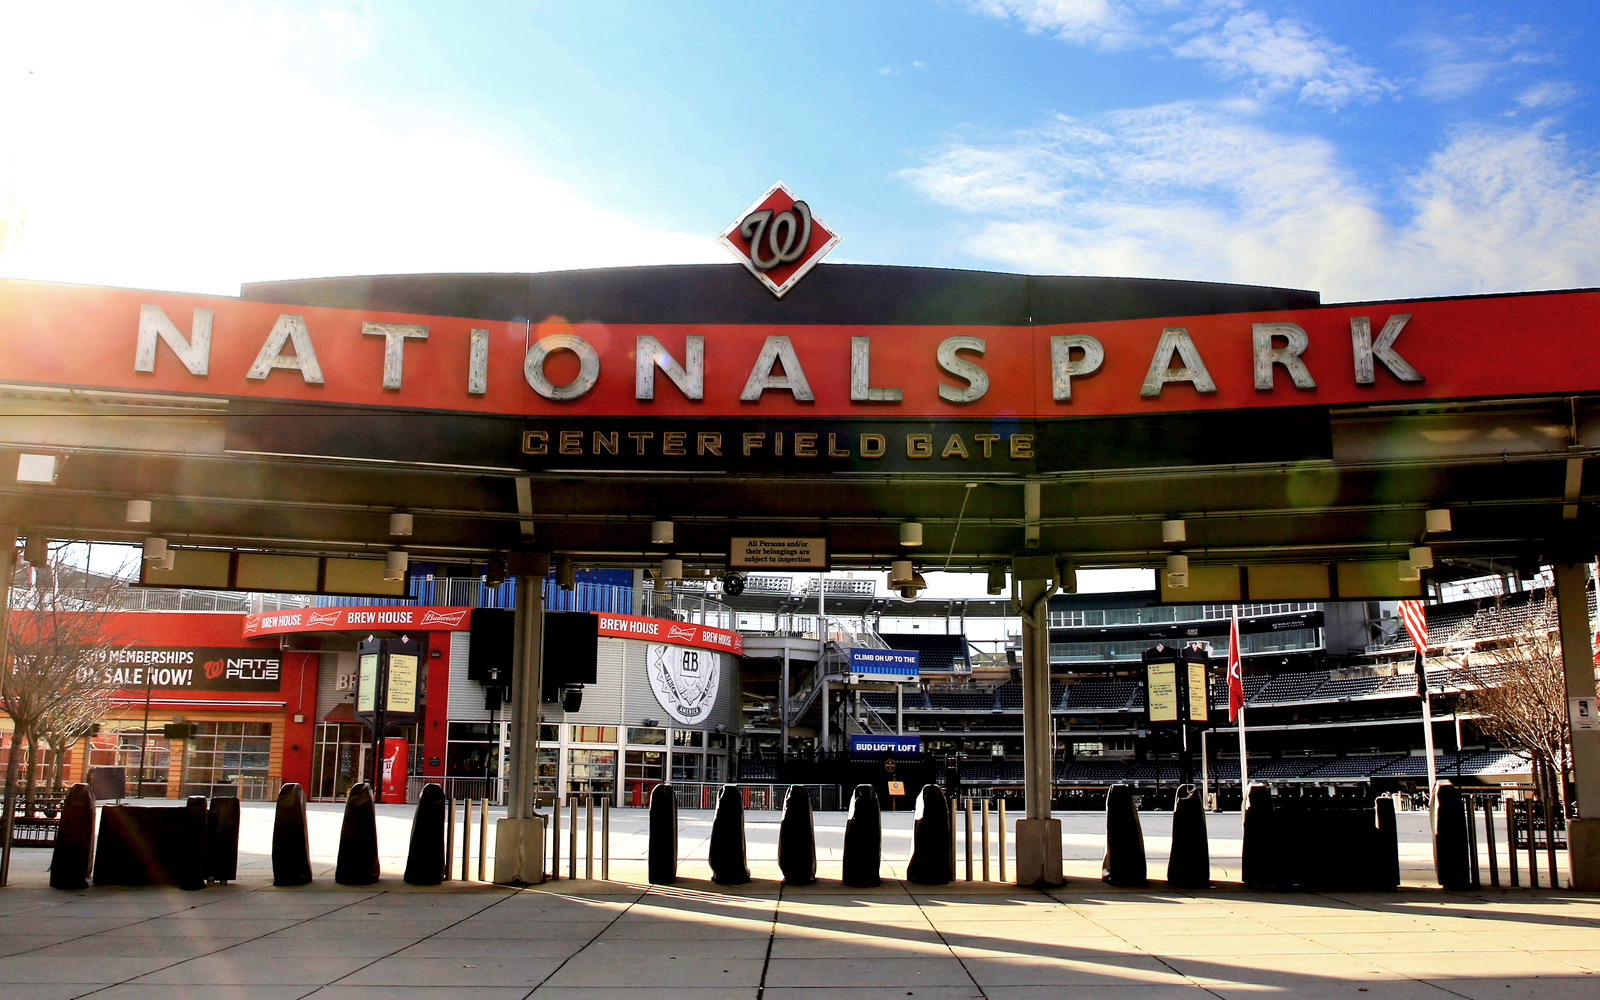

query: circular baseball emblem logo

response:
[647,643,720,725]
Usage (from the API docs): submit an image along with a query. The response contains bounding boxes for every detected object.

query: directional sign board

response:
[847,647,919,682]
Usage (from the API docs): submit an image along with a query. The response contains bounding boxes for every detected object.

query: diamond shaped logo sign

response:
[718,181,840,298]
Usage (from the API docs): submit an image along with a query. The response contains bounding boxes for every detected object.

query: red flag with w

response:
[1227,606,1245,721]
[1399,599,1431,697]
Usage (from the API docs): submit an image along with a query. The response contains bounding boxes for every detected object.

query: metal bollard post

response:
[462,796,472,881]
[981,799,991,882]
[948,798,957,876]
[552,795,562,880]
[964,798,974,881]
[569,796,579,880]
[1507,799,1519,887]
[1526,801,1540,889]
[1484,799,1498,888]
[1542,797,1559,888]
[585,795,595,880]
[602,797,610,880]
[1466,799,1479,889]
[998,799,1007,883]
[444,797,455,882]
[478,798,489,883]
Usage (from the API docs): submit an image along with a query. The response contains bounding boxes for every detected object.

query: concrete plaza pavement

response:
[0,801,1595,998]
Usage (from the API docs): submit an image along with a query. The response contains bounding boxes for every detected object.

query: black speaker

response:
[468,608,515,683]
[162,723,194,740]
[542,611,599,701]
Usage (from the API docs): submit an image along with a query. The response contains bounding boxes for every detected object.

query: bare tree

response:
[2,547,127,881]
[1457,592,1589,816]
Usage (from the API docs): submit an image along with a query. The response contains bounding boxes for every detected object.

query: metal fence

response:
[408,775,505,804]
[667,782,845,811]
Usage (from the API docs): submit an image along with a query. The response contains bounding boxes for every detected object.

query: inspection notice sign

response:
[729,536,828,570]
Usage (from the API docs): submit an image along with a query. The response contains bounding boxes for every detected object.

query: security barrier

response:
[334,782,380,886]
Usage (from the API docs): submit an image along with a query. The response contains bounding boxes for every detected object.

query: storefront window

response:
[535,746,559,798]
[567,747,616,796]
[98,727,169,798]
[571,725,617,744]
[310,720,420,800]
[624,748,665,805]
[184,722,272,799]
[704,754,724,783]
[670,752,701,781]
[672,729,703,749]
[627,727,667,745]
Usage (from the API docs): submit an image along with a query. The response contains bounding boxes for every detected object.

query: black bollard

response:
[841,784,882,887]
[404,783,448,886]
[49,782,96,890]
[1371,795,1400,890]
[1241,783,1278,889]
[647,783,678,885]
[206,796,240,883]
[272,782,314,887]
[777,785,817,885]
[1432,781,1471,890]
[1101,783,1147,887]
[709,785,751,885]
[336,782,382,886]
[179,797,209,891]
[1166,785,1210,889]
[906,783,953,885]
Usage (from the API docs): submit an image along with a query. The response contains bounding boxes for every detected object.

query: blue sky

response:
[2,1,1597,303]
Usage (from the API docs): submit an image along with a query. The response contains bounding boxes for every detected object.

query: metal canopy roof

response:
[1,265,1596,592]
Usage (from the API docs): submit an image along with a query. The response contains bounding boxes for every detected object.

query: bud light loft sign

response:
[850,735,921,754]
[847,647,919,682]
[718,181,840,298]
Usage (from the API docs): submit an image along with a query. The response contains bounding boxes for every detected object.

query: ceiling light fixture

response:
[899,521,924,547]
[1165,553,1189,588]
[389,512,414,536]
[661,557,684,580]
[651,520,675,545]
[1425,508,1452,534]
[1408,545,1434,570]
[384,550,409,581]
[126,500,152,524]
[16,454,58,484]
[143,537,168,562]
[1161,519,1187,544]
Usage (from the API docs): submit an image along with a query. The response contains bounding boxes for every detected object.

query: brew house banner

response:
[2,278,1596,473]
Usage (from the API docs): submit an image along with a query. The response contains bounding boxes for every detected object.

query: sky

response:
[1,0,1597,304]
[4,1,1594,607]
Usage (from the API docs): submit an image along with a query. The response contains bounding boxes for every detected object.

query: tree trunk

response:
[47,737,67,797]
[21,736,40,816]
[1,734,25,886]
[21,737,39,818]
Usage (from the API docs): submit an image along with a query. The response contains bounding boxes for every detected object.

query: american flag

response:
[1399,599,1430,697]
[1227,606,1244,721]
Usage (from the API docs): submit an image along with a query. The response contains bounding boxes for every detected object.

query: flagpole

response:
[1238,704,1249,803]
[1418,650,1438,796]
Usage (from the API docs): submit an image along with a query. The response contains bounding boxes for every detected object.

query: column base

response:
[494,816,547,885]
[1014,818,1063,887]
[1569,817,1600,891]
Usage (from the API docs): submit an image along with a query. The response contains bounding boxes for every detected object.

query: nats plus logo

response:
[718,181,840,298]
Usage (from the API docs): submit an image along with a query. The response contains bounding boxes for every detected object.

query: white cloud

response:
[0,1,719,295]
[901,104,1600,301]
[1413,22,1550,101]
[968,0,1391,109]
[1516,81,1580,109]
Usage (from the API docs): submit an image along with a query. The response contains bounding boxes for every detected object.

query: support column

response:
[780,645,790,758]
[1013,565,1062,886]
[1553,563,1600,889]
[496,566,547,884]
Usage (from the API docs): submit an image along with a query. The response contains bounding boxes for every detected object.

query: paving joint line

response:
[50,882,388,999]
[518,884,650,997]
[752,878,784,1000]
[908,875,1018,1000]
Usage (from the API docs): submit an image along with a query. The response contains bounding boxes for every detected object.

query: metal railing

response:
[409,775,504,805]
[667,782,845,812]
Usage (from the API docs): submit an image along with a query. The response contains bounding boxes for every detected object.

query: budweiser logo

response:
[308,610,343,626]
[420,609,469,626]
